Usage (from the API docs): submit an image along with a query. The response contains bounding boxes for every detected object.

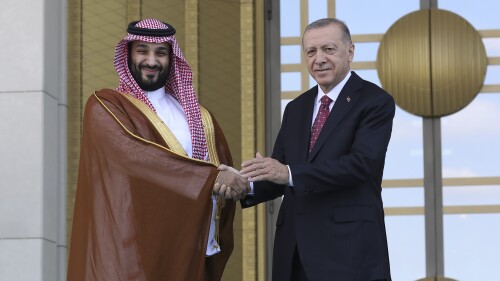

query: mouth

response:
[142,68,160,75]
[314,68,331,73]
[139,63,162,75]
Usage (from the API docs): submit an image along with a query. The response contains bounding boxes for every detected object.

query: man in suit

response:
[239,18,394,281]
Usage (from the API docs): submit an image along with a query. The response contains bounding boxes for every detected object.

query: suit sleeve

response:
[240,103,290,208]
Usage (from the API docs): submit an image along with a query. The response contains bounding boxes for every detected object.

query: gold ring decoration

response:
[377,9,487,117]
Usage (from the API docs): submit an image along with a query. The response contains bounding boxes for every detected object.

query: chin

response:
[316,78,334,87]
[143,74,157,81]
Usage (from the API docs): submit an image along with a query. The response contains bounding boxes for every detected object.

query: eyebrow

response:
[136,43,150,49]
[156,46,170,52]
[135,43,170,52]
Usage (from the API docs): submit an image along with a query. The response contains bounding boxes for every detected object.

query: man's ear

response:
[348,43,355,63]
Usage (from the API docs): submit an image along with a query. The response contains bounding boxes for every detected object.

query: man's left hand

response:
[240,152,289,185]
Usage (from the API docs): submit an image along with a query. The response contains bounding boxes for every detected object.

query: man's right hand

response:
[213,167,249,201]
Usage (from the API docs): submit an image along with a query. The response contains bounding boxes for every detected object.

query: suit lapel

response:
[308,72,363,161]
[297,87,317,161]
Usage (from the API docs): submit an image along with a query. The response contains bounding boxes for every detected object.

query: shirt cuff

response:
[287,165,294,187]
[248,182,255,195]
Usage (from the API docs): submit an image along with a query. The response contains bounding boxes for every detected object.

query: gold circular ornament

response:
[376,9,487,117]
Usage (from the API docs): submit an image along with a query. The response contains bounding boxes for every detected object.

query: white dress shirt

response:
[146,88,221,256]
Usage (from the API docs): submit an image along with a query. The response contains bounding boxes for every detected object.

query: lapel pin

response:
[347,96,351,103]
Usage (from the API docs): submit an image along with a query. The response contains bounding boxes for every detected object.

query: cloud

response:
[442,167,478,178]
[484,38,500,57]
[441,97,500,138]
[409,149,423,157]
[390,107,423,141]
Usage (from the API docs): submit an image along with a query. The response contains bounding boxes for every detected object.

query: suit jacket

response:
[242,72,394,281]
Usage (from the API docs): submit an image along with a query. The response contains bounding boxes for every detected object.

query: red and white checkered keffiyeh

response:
[114,19,207,160]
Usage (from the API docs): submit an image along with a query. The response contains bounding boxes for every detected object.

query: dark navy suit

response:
[242,72,394,281]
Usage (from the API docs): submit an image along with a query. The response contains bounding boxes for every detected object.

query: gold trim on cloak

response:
[94,91,226,247]
[93,92,211,166]
[199,106,226,244]
[120,92,189,157]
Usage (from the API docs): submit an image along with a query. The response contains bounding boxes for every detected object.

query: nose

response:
[315,50,326,64]
[145,53,158,67]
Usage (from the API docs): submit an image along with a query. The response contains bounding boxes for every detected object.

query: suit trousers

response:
[289,246,389,281]
[291,246,309,281]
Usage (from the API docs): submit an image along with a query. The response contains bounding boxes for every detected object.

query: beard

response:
[129,62,170,91]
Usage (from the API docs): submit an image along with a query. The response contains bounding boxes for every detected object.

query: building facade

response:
[1,0,499,280]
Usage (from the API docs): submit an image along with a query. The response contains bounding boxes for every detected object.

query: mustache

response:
[314,66,331,71]
[139,64,162,71]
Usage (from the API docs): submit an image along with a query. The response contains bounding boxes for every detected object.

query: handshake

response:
[213,164,249,201]
[212,152,289,201]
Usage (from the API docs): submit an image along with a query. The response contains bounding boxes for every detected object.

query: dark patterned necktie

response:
[309,95,332,152]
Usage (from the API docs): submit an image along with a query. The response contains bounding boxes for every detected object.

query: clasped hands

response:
[213,152,289,200]
[213,165,249,201]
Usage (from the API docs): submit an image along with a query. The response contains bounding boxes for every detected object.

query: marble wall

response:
[0,0,67,280]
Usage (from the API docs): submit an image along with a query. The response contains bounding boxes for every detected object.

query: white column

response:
[0,0,67,280]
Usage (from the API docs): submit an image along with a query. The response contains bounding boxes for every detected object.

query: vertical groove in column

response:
[185,0,199,95]
[423,117,444,279]
[126,0,141,23]
[421,0,443,279]
[328,0,335,18]
[255,0,267,279]
[66,0,83,251]
[300,0,309,93]
[58,0,69,279]
[264,0,282,278]
[428,9,434,117]
[241,1,257,280]
[423,117,436,278]
[433,119,444,278]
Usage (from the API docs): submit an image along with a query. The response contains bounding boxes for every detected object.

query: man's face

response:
[302,23,354,93]
[129,41,171,91]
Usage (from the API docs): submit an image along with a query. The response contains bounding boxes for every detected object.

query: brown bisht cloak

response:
[67,89,235,281]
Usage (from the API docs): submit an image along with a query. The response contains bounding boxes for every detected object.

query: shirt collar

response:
[145,87,166,100]
[315,71,351,105]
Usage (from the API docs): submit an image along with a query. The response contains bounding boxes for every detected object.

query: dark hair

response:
[304,18,352,44]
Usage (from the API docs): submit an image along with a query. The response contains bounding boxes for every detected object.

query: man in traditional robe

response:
[67,18,247,281]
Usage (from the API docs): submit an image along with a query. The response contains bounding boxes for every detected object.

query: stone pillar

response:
[0,0,67,280]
